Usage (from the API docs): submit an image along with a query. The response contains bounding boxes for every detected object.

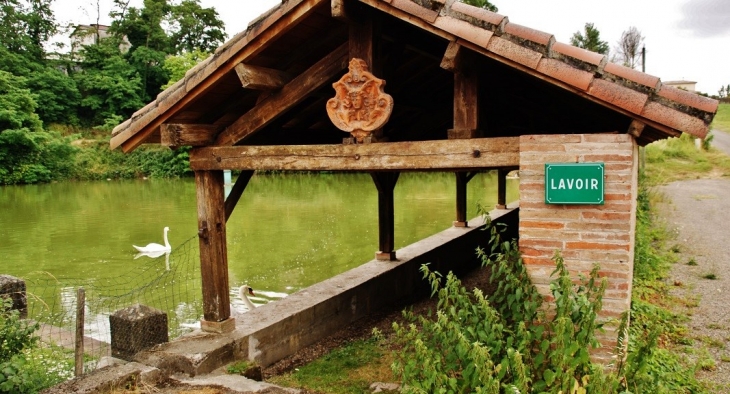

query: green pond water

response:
[0,172,517,343]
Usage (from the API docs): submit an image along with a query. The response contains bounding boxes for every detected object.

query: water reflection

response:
[134,251,171,271]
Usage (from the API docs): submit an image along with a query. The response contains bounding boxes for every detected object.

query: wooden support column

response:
[496,169,508,209]
[224,170,254,222]
[454,171,477,227]
[442,42,482,139]
[371,172,399,261]
[195,170,234,333]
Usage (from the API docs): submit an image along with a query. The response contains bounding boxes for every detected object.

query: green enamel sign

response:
[545,163,604,205]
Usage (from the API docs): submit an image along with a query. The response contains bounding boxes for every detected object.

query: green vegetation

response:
[713,103,730,133]
[644,133,730,185]
[269,338,393,393]
[570,23,610,54]
[0,0,223,185]
[0,298,73,393]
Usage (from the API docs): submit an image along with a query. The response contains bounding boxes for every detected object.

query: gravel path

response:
[657,130,730,391]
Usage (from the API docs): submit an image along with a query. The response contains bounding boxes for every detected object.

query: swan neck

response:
[242,292,256,310]
[163,229,170,249]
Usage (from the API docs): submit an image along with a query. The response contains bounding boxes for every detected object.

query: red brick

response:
[566,241,629,251]
[520,220,565,229]
[522,256,556,266]
[581,212,631,221]
[582,134,633,143]
[520,239,564,249]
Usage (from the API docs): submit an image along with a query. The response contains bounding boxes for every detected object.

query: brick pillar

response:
[519,134,638,363]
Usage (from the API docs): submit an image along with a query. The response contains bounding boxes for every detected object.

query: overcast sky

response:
[53,0,729,95]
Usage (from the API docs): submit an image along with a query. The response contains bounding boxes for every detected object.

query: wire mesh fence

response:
[16,235,203,373]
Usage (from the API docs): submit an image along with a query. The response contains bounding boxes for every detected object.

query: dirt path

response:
[657,130,730,391]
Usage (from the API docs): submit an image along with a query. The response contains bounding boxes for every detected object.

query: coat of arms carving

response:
[326,58,394,143]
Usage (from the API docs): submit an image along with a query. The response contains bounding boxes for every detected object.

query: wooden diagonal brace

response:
[215,42,349,146]
[234,64,291,90]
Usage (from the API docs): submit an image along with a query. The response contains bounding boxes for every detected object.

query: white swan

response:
[133,227,171,253]
[239,285,257,311]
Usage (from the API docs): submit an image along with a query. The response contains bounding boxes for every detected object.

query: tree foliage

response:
[615,26,644,70]
[168,0,225,53]
[460,0,498,12]
[570,23,609,55]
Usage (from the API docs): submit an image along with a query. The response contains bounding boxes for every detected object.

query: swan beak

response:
[248,287,255,296]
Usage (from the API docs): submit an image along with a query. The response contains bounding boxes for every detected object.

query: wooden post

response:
[444,44,481,139]
[75,287,85,377]
[496,169,508,209]
[195,170,234,333]
[454,172,477,227]
[371,172,399,260]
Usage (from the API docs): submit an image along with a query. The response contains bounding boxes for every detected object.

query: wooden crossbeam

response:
[627,120,645,138]
[234,64,291,90]
[440,41,461,72]
[190,137,519,171]
[215,43,349,147]
[161,124,219,147]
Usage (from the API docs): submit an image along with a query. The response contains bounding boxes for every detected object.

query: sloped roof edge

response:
[111,0,718,151]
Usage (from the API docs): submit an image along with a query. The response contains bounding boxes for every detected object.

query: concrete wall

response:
[135,207,519,375]
[519,133,638,362]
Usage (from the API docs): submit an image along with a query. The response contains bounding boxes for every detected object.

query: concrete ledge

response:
[41,362,162,394]
[135,206,519,376]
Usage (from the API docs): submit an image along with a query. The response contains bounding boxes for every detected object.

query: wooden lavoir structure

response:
[110,0,718,337]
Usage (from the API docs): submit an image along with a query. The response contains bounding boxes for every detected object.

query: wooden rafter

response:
[234,64,291,90]
[113,0,327,153]
[161,124,219,147]
[215,42,349,146]
[190,137,519,171]
[627,120,645,138]
[224,170,254,222]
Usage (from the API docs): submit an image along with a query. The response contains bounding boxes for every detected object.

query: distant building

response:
[663,80,697,92]
[70,24,131,57]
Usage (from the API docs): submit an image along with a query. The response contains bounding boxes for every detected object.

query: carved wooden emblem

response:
[327,58,394,143]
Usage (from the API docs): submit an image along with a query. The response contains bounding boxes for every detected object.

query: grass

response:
[712,103,730,133]
[687,258,699,266]
[702,273,718,280]
[644,133,730,185]
[267,338,394,394]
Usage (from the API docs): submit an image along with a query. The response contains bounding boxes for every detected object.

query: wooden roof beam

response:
[441,41,481,139]
[215,42,349,146]
[627,119,645,138]
[161,124,219,147]
[190,137,519,171]
[234,64,291,90]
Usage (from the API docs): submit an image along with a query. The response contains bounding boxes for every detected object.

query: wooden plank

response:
[454,171,477,226]
[215,43,349,146]
[440,41,461,72]
[452,50,479,134]
[349,5,373,68]
[225,170,254,222]
[496,168,507,209]
[627,119,645,138]
[371,172,399,260]
[331,0,348,21]
[234,63,291,90]
[190,137,520,171]
[115,0,327,153]
[195,170,231,322]
[161,124,218,147]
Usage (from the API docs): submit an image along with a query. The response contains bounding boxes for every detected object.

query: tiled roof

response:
[111,0,718,150]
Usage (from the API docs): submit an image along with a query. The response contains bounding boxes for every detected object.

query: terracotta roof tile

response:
[185,58,218,92]
[642,101,709,138]
[391,0,439,23]
[486,35,542,69]
[657,84,719,114]
[604,62,660,91]
[537,58,593,91]
[551,41,605,73]
[112,118,131,137]
[588,79,648,115]
[434,15,493,48]
[503,22,554,55]
[132,101,156,120]
[449,1,506,32]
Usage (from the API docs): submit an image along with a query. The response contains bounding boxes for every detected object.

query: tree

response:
[0,0,56,63]
[615,26,644,69]
[570,23,609,54]
[168,0,226,53]
[161,49,210,89]
[460,0,498,12]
